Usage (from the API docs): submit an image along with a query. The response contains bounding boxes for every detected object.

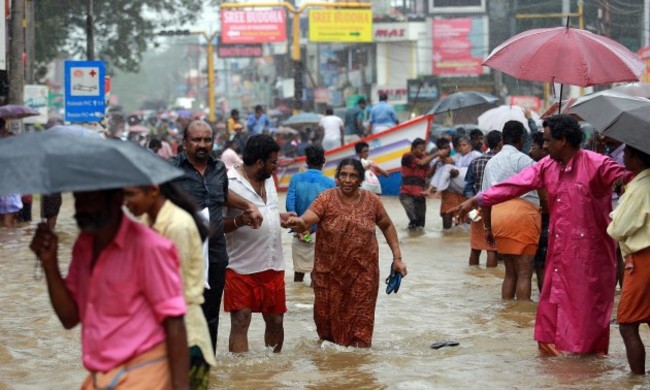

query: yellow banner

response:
[308,9,372,43]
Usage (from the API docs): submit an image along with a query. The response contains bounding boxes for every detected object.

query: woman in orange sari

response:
[284,159,407,347]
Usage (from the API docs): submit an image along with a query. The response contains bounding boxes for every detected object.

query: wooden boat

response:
[276,114,433,192]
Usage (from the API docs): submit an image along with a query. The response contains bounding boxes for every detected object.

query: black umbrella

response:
[571,91,650,155]
[427,91,499,115]
[0,131,183,195]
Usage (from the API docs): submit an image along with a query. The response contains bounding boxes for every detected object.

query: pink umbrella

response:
[483,26,645,87]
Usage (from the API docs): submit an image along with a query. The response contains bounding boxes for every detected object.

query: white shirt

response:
[482,144,539,206]
[220,148,242,171]
[224,166,285,274]
[319,115,344,142]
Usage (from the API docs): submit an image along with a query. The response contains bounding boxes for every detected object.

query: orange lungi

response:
[470,218,493,251]
[440,190,466,215]
[617,247,650,324]
[82,342,170,390]
[491,198,541,256]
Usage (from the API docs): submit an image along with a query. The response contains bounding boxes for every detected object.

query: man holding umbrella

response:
[454,115,632,356]
[30,189,190,389]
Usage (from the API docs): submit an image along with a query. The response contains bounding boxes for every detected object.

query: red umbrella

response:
[0,105,39,120]
[483,26,645,87]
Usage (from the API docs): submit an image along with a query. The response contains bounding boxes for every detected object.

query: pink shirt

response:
[478,150,631,353]
[65,214,186,372]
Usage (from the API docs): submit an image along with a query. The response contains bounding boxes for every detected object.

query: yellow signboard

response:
[308,9,372,43]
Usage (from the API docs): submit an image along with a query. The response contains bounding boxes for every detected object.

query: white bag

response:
[361,167,382,194]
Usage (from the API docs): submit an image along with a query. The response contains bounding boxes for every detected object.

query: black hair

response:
[305,145,326,167]
[542,115,584,149]
[502,120,526,145]
[335,158,365,183]
[454,135,471,146]
[469,129,483,139]
[242,134,280,165]
[355,141,369,154]
[411,137,426,149]
[148,138,162,150]
[625,144,650,168]
[485,130,502,150]
[531,132,544,150]
[255,105,263,112]
[325,107,334,115]
[159,182,210,242]
[436,137,450,150]
[379,93,388,101]
[231,109,239,117]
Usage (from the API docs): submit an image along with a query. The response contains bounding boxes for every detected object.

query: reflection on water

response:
[0,195,648,389]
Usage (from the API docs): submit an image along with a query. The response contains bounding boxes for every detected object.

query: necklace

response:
[242,166,266,201]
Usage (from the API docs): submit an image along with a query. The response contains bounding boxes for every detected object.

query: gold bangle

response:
[393,257,402,260]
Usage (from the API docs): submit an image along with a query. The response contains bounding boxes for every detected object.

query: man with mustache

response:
[30,189,189,389]
[223,134,295,353]
[170,120,263,353]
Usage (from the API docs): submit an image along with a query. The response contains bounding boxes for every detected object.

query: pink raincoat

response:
[478,150,631,354]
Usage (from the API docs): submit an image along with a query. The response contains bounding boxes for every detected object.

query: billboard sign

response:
[221,9,287,44]
[64,60,106,122]
[217,36,263,58]
[432,18,487,76]
[23,85,49,124]
[309,9,372,43]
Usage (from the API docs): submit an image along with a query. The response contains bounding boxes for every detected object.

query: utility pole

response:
[159,29,219,122]
[86,0,95,60]
[8,0,25,108]
[25,0,34,84]
[644,0,650,47]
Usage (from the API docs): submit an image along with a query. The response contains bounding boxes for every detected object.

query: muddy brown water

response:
[0,194,648,389]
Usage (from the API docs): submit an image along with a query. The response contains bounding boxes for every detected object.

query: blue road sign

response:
[64,60,106,122]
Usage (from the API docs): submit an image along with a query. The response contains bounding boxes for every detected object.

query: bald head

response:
[184,120,213,141]
[183,120,214,163]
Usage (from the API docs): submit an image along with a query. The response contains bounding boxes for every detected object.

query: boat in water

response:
[276,114,433,193]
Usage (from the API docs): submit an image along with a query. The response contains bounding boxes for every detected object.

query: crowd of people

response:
[26,115,408,388]
[15,106,649,387]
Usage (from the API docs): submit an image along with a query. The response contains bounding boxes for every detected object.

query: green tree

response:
[34,0,203,73]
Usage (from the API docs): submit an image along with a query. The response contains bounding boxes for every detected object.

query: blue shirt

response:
[369,101,398,126]
[246,113,271,135]
[286,169,336,231]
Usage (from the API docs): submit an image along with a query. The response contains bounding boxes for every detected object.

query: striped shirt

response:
[400,151,429,197]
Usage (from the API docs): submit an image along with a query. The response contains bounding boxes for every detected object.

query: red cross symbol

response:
[89,69,97,77]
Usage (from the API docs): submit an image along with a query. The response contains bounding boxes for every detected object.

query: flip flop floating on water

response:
[430,341,460,349]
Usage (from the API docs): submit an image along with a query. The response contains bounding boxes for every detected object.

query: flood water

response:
[1,194,648,389]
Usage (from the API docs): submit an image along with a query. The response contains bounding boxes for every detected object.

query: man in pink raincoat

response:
[454,115,632,355]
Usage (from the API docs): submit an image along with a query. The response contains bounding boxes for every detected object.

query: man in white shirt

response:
[319,107,344,151]
[223,134,295,353]
[481,120,540,301]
